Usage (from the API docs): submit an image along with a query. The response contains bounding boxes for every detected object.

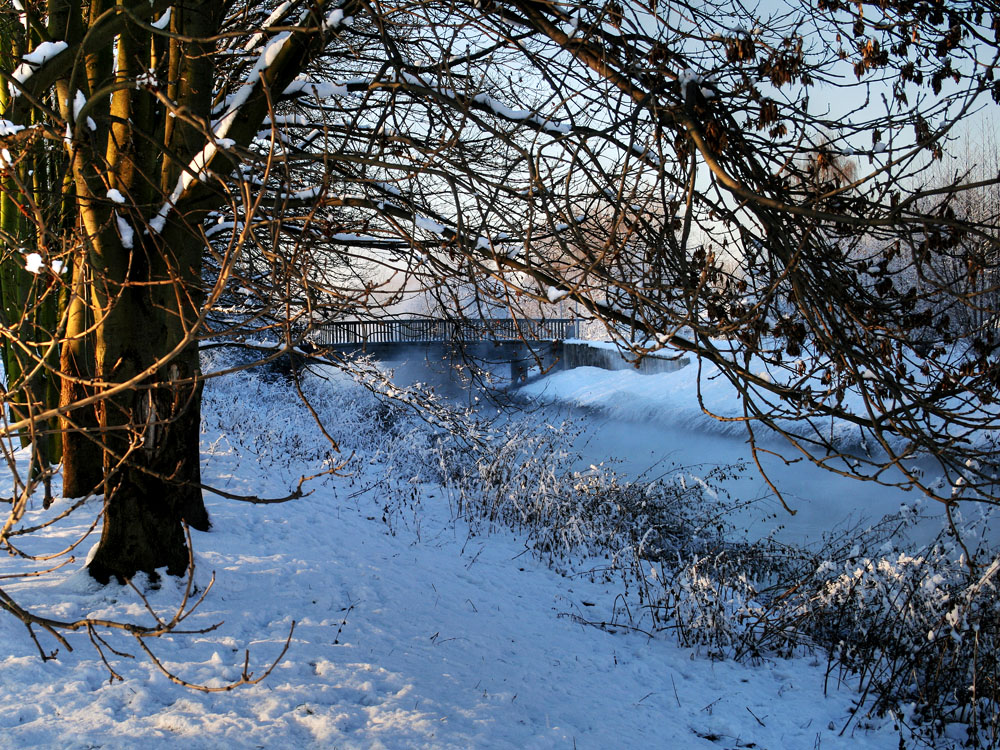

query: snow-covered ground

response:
[0,360,936,748]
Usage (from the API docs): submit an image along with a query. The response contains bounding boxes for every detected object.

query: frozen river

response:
[561,407,949,548]
[380,353,975,551]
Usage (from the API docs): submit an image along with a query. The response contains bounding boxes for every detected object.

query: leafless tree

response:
[0,0,998,679]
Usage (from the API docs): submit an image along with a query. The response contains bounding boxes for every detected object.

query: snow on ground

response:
[0,362,909,749]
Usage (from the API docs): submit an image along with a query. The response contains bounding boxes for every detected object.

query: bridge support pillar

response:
[510,359,530,382]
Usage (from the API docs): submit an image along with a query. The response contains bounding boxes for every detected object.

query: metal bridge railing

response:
[316,318,579,346]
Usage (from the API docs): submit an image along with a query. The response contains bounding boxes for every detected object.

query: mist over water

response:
[378,347,519,407]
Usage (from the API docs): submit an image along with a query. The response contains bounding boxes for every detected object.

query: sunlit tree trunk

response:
[59,251,103,498]
[80,1,216,582]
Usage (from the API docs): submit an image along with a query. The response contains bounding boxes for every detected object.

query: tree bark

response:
[60,254,103,498]
[85,269,208,582]
[86,461,190,585]
[82,3,213,581]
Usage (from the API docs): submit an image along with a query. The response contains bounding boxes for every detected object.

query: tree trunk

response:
[86,367,206,584]
[60,254,103,498]
[86,461,190,585]
[79,4,212,582]
[85,276,208,583]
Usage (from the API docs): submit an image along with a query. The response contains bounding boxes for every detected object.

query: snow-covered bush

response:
[774,509,1000,748]
[647,499,1000,748]
[201,350,482,497]
[201,355,338,484]
[648,538,804,659]
[443,420,747,574]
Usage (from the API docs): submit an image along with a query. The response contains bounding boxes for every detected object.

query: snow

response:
[375,180,402,196]
[322,8,346,32]
[116,212,135,249]
[22,252,43,274]
[283,79,349,99]
[524,339,986,455]
[679,68,702,101]
[151,142,219,233]
[328,232,388,243]
[70,90,87,122]
[65,90,96,132]
[0,361,931,748]
[291,186,323,200]
[205,220,243,238]
[546,285,569,302]
[470,92,571,134]
[679,68,701,86]
[629,143,660,166]
[214,31,295,144]
[151,7,172,30]
[9,41,68,96]
[136,69,158,89]
[107,188,126,204]
[0,119,25,136]
[148,211,167,235]
[396,72,570,135]
[244,1,293,51]
[512,354,998,552]
[521,359,756,435]
[415,214,447,235]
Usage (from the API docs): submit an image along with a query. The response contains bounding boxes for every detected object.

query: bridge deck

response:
[316,318,579,347]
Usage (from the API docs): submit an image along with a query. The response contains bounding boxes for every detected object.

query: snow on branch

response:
[150,142,221,234]
[151,8,172,30]
[396,71,571,136]
[470,92,571,134]
[8,41,68,98]
[283,79,352,99]
[214,32,294,141]
[0,120,25,136]
[243,1,294,51]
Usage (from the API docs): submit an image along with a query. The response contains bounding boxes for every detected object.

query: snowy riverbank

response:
[0,362,948,748]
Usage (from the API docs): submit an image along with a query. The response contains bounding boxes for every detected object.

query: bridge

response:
[313,318,580,380]
[316,318,579,347]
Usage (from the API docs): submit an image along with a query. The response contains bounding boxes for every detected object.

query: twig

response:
[333,603,354,645]
[133,621,297,693]
[87,624,127,683]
